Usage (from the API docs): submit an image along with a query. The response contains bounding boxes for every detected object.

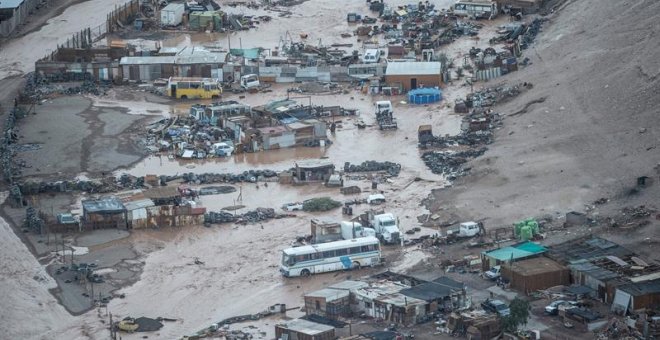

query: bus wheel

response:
[211,95,220,100]
[301,269,311,277]
[180,95,188,99]
[352,262,361,270]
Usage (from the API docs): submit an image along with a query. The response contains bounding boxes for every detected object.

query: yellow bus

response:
[166,77,222,99]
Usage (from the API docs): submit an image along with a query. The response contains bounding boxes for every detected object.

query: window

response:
[322,251,334,258]
[315,301,321,310]
[349,247,362,254]
[204,85,211,91]
[364,301,372,308]
[190,82,200,89]
[335,249,347,256]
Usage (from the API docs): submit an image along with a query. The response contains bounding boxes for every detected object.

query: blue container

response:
[408,88,442,104]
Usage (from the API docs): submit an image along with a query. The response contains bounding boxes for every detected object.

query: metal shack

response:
[311,218,342,244]
[81,197,127,230]
[353,281,427,325]
[612,278,660,314]
[304,288,350,319]
[258,126,295,150]
[385,61,442,91]
[294,159,335,183]
[399,277,468,313]
[275,319,335,340]
[501,257,570,294]
[123,198,155,229]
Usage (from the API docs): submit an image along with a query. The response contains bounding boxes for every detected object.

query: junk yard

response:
[0,0,659,339]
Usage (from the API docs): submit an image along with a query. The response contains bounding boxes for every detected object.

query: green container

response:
[514,221,524,236]
[520,225,533,241]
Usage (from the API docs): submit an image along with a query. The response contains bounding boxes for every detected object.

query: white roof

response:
[386,62,442,76]
[278,319,334,334]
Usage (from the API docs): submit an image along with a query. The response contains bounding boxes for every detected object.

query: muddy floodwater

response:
[0,0,512,339]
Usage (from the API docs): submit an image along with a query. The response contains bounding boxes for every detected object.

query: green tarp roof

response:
[230,48,261,59]
[483,241,547,261]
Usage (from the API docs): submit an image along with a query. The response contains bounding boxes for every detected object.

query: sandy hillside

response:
[430,0,660,250]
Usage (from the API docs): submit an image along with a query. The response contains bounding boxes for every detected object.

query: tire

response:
[211,95,220,100]
[180,95,188,99]
[352,261,361,270]
[301,269,311,277]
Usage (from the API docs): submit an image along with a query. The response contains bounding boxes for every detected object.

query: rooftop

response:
[0,0,23,9]
[400,277,465,301]
[277,318,334,334]
[295,159,334,169]
[508,257,566,276]
[327,280,369,291]
[618,279,660,296]
[82,197,126,214]
[546,236,634,265]
[143,186,180,199]
[305,288,349,301]
[482,241,546,261]
[123,198,155,211]
[385,62,442,76]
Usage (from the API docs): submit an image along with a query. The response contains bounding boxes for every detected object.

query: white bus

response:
[453,0,498,19]
[280,237,381,277]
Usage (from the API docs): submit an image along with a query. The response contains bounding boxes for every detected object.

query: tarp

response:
[230,48,261,59]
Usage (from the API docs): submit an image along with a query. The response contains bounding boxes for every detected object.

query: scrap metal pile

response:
[145,116,236,159]
[422,148,487,180]
[343,161,401,176]
[204,208,280,225]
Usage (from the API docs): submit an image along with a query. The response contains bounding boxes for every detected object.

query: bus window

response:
[191,82,200,89]
[361,245,371,252]
[296,254,310,262]
[335,249,347,256]
[282,254,294,266]
[349,247,361,254]
[323,251,334,258]
[204,85,211,91]
[309,253,321,260]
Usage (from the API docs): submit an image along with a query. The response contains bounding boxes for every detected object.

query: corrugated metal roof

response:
[279,319,334,334]
[295,159,334,169]
[386,62,442,76]
[176,52,227,64]
[123,198,155,211]
[120,56,176,65]
[305,288,349,301]
[82,197,125,213]
[0,0,24,9]
[618,279,660,296]
[328,280,369,291]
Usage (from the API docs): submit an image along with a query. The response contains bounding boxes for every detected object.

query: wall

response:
[263,131,296,150]
[0,0,41,37]
[385,74,442,91]
[36,61,119,81]
[503,267,570,293]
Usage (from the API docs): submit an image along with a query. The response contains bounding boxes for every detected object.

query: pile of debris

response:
[607,206,656,229]
[519,18,547,50]
[182,170,278,184]
[204,208,279,225]
[1,105,22,183]
[24,206,45,234]
[343,161,401,176]
[20,72,109,102]
[18,178,119,195]
[466,83,529,108]
[421,148,487,179]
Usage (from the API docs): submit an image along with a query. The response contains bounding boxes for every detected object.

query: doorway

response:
[410,78,417,89]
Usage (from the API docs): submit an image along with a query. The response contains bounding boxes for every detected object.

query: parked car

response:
[282,202,304,211]
[212,142,234,156]
[545,300,578,315]
[481,299,510,316]
[367,193,386,204]
[484,265,501,280]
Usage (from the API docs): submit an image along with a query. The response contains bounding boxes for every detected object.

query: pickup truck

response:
[484,266,501,280]
[481,299,510,316]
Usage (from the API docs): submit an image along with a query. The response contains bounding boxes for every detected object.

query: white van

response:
[362,49,381,64]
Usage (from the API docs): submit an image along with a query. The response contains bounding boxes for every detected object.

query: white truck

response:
[240,74,260,89]
[447,221,483,238]
[341,221,376,240]
[370,213,401,245]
